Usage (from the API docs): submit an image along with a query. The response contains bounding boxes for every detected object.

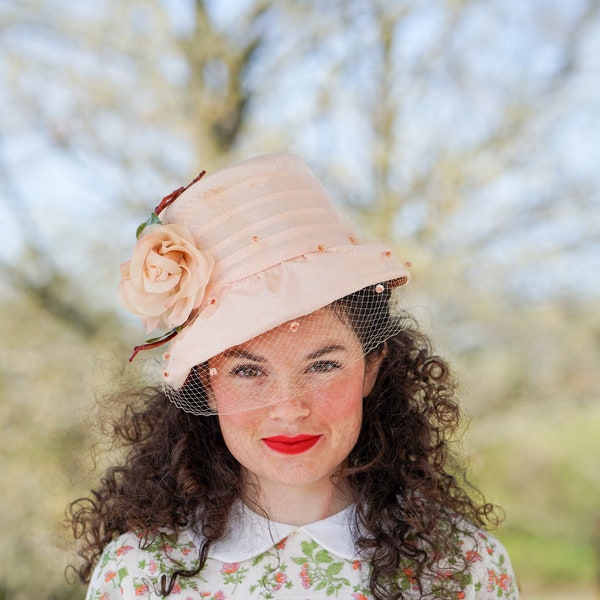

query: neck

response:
[241,474,353,526]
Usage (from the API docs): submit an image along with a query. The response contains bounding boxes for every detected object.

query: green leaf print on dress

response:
[248,537,293,599]
[292,539,350,596]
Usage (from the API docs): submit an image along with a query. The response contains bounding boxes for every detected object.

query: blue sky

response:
[1,0,598,310]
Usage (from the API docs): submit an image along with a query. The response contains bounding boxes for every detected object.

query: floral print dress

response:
[86,502,519,599]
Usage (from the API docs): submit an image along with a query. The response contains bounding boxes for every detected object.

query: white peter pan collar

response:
[190,500,360,562]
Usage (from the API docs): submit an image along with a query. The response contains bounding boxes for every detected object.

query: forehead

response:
[220,306,359,358]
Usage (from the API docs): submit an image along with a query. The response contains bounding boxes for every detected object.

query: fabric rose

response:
[118,223,214,331]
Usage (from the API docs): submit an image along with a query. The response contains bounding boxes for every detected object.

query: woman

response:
[70,154,519,599]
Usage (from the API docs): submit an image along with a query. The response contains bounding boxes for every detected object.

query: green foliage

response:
[0,583,86,600]
[467,401,600,592]
[0,289,131,600]
[502,529,596,584]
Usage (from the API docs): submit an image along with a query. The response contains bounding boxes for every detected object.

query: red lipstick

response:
[262,434,321,455]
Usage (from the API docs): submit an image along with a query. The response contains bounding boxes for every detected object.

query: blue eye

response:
[230,364,265,378]
[307,360,341,373]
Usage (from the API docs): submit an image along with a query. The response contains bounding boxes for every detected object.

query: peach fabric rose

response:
[118,223,214,331]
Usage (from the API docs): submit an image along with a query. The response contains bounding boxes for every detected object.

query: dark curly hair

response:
[68,287,500,599]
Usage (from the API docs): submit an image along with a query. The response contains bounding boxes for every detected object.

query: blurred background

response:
[0,1,599,598]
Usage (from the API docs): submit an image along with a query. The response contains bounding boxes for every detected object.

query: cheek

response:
[208,376,238,413]
[314,378,364,432]
[328,392,362,420]
[217,413,253,456]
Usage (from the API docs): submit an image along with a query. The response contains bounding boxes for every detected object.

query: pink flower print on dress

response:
[465,550,482,563]
[273,571,287,591]
[487,569,504,593]
[104,571,117,583]
[221,563,239,574]
[134,583,149,596]
[275,537,287,550]
[299,562,311,589]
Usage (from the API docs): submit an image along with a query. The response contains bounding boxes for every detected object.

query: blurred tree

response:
[1,0,598,309]
[0,0,599,597]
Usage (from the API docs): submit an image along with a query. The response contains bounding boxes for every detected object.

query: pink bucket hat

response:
[118,153,410,393]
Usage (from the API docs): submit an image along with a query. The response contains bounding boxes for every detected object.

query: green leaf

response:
[315,580,327,591]
[252,554,264,567]
[315,549,334,563]
[291,556,307,566]
[136,212,162,238]
[301,540,317,556]
[325,562,344,576]
[144,326,181,344]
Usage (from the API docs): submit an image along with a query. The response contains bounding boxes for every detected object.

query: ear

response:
[362,344,387,397]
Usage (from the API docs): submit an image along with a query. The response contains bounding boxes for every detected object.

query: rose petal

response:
[118,223,215,332]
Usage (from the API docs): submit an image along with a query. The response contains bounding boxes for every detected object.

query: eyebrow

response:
[221,344,348,362]
[305,345,347,360]
[221,348,267,362]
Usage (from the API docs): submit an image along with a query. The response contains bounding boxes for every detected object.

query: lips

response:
[262,434,322,455]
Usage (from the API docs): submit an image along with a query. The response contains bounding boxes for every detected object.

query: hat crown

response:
[162,154,355,288]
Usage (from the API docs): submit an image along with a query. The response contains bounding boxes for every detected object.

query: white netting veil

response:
[163,281,407,415]
[118,154,411,415]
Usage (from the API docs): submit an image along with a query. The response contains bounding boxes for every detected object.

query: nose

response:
[266,381,311,422]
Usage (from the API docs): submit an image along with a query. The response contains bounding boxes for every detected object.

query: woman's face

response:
[208,307,381,502]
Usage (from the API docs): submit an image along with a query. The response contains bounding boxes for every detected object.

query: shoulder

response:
[456,525,520,599]
[98,529,198,565]
[86,530,199,599]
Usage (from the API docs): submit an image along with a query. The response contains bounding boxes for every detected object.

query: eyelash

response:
[229,360,342,378]
[230,364,265,378]
[307,360,342,373]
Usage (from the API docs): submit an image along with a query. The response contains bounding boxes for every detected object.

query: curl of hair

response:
[68,392,239,594]
[69,287,500,599]
[347,326,499,598]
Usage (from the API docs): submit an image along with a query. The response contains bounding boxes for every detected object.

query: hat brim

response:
[163,242,409,389]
